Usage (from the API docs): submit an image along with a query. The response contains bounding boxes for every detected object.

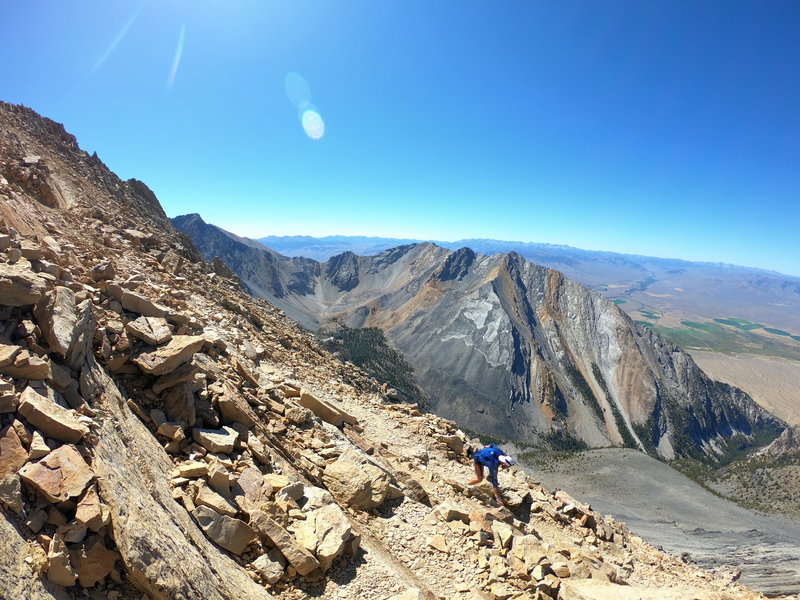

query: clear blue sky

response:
[3,1,799,276]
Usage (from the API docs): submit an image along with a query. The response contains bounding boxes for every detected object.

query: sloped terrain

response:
[176,215,784,464]
[0,101,774,600]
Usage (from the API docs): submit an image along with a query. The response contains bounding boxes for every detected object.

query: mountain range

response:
[258,234,800,361]
[176,214,785,462]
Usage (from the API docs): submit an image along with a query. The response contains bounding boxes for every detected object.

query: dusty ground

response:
[689,351,800,426]
[517,448,800,598]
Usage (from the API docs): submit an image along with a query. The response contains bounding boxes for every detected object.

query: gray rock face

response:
[175,227,784,461]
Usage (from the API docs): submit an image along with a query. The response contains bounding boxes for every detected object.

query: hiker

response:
[468,444,515,505]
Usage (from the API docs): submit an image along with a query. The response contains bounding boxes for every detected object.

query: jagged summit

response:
[0,101,770,599]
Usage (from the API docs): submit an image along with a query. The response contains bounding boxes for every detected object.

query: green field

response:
[612,299,627,304]
[652,319,800,362]
[764,327,791,336]
[713,318,764,330]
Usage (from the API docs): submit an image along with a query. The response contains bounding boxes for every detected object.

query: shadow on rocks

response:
[292,548,368,597]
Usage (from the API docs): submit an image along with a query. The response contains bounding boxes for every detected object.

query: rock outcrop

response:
[0,100,772,600]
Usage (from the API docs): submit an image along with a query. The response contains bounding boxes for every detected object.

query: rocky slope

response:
[0,100,773,600]
[175,215,784,462]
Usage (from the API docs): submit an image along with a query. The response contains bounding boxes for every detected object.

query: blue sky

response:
[3,1,799,276]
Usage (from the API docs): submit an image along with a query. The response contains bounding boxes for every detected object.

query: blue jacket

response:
[473,445,504,487]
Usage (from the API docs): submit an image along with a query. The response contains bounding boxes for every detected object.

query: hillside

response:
[178,215,784,463]
[0,101,776,600]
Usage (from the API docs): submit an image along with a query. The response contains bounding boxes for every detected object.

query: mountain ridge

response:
[176,214,785,463]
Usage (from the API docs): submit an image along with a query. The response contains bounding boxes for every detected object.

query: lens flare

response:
[285,72,311,110]
[166,25,186,90]
[301,109,325,140]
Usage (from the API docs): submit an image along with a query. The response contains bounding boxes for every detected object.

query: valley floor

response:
[689,351,800,426]
[516,448,800,598]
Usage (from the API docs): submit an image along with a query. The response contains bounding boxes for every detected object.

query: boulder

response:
[19,443,94,502]
[73,535,120,586]
[75,484,111,532]
[0,424,29,479]
[125,315,173,345]
[0,348,51,380]
[214,380,256,427]
[153,361,199,394]
[249,509,320,575]
[17,385,89,443]
[163,383,196,427]
[293,503,356,571]
[34,286,95,370]
[46,534,77,586]
[192,505,258,555]
[0,260,48,306]
[195,482,238,517]
[322,449,391,510]
[133,335,206,375]
[232,466,271,507]
[431,501,471,524]
[88,261,115,281]
[193,426,238,454]
[252,551,285,584]
[0,376,18,413]
[296,390,357,428]
[28,430,51,459]
[120,290,168,317]
[0,473,24,514]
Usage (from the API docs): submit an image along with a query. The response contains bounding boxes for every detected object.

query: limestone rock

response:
[0,424,29,479]
[72,535,120,587]
[427,534,448,553]
[195,482,238,517]
[17,385,89,443]
[0,260,48,306]
[192,505,257,555]
[252,552,284,584]
[0,473,24,515]
[293,503,355,571]
[249,509,320,575]
[163,383,196,427]
[215,380,256,427]
[19,443,94,502]
[323,449,391,510]
[120,290,168,317]
[193,426,238,454]
[153,361,199,394]
[0,347,51,380]
[0,375,18,413]
[75,484,111,532]
[34,286,95,370]
[133,335,206,375]
[296,390,357,428]
[125,315,173,345]
[28,430,51,459]
[46,533,77,586]
[88,261,115,281]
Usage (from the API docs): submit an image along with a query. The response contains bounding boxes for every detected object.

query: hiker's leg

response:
[468,462,484,485]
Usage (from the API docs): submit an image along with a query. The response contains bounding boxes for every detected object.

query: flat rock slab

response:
[191,505,257,555]
[193,426,238,454]
[120,290,168,317]
[125,316,173,345]
[249,510,320,575]
[296,391,357,428]
[133,335,205,376]
[0,425,29,479]
[0,260,48,306]
[17,386,89,443]
[19,444,94,503]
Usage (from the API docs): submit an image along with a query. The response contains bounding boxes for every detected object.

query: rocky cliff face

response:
[175,215,784,462]
[0,101,770,600]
